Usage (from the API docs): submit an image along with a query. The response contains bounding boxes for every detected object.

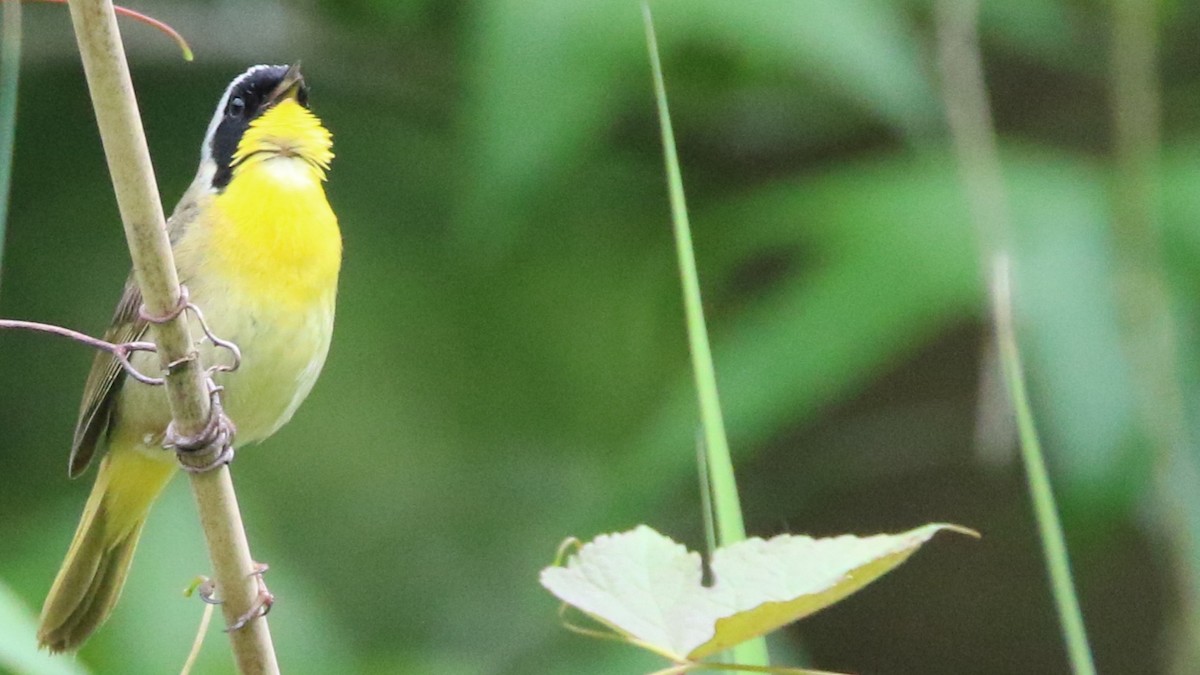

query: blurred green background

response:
[1,0,1198,673]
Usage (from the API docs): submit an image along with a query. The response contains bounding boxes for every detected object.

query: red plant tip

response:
[31,0,194,61]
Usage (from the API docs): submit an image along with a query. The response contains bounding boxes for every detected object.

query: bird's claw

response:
[164,383,237,473]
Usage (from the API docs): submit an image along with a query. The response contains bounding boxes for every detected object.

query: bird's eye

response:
[227,96,246,118]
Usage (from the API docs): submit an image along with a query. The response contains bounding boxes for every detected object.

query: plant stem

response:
[0,318,162,384]
[934,3,1096,673]
[181,602,215,675]
[642,4,768,668]
[1111,0,1200,669]
[642,0,744,557]
[64,1,278,672]
[0,0,19,283]
[991,258,1096,675]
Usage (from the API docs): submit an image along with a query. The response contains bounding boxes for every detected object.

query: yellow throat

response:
[207,98,341,309]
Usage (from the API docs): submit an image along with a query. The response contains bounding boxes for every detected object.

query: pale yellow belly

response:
[118,285,335,455]
[195,284,335,442]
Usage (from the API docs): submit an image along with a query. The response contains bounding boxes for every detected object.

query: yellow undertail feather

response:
[38,445,176,652]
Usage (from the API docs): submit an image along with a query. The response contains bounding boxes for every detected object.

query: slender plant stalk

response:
[991,258,1096,674]
[1110,2,1200,670]
[934,3,1097,674]
[642,4,769,668]
[63,1,278,672]
[180,602,215,675]
[0,0,20,283]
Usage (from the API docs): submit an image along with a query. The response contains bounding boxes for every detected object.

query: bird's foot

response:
[165,382,237,473]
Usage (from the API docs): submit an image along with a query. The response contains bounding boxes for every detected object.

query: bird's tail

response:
[38,443,176,652]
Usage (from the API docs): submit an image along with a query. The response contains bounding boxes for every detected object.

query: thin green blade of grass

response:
[642,4,769,668]
[640,0,745,551]
[0,0,21,287]
[935,3,1096,672]
[992,257,1095,674]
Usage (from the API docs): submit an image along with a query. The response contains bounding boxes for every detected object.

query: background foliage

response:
[0,1,1196,673]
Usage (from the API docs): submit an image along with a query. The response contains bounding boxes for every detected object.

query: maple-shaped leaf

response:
[540,524,975,665]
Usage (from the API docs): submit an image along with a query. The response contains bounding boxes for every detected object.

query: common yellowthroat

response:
[38,64,340,652]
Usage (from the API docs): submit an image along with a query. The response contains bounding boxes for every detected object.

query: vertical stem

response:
[64,1,278,672]
[190,470,277,674]
[642,4,768,668]
[1110,0,1200,669]
[935,3,1097,673]
[0,0,20,282]
[63,0,206,419]
[642,0,745,553]
[992,258,1097,675]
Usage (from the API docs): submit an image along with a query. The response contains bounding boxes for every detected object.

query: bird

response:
[37,63,341,652]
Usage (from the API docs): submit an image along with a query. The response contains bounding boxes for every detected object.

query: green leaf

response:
[540,523,976,664]
[0,580,90,675]
[626,150,980,492]
[671,0,938,136]
[457,0,938,256]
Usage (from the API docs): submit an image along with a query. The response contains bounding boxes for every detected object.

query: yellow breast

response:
[165,155,341,443]
[206,156,341,310]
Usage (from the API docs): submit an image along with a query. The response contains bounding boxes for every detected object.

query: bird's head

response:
[201,64,333,191]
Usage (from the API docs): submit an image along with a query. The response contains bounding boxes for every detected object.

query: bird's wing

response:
[68,278,149,477]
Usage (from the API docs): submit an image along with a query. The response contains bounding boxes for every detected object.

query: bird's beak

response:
[266,63,305,106]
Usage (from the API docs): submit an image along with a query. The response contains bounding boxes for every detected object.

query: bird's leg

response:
[144,286,240,472]
[225,562,274,633]
[165,380,237,473]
